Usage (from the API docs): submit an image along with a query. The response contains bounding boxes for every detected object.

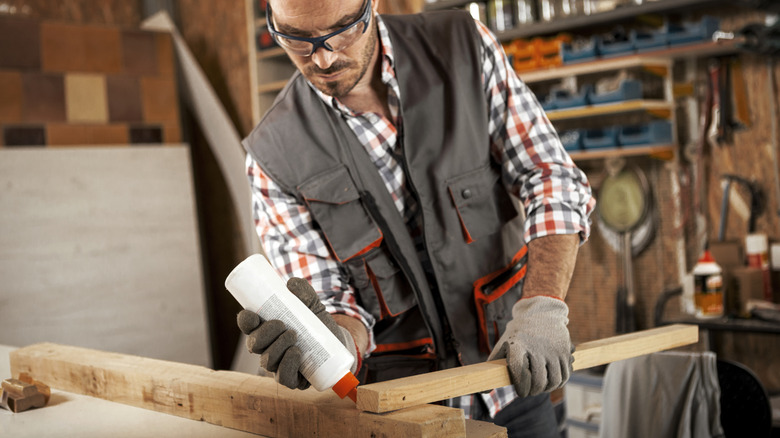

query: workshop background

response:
[1,0,779,435]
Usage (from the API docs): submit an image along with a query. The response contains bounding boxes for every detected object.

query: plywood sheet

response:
[0,146,211,366]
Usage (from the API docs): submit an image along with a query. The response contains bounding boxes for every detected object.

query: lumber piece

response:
[357,324,698,413]
[465,420,508,438]
[10,343,465,438]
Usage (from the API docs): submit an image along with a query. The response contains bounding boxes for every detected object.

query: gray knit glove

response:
[488,295,574,397]
[237,277,358,390]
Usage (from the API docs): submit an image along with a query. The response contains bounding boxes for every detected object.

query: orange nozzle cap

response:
[699,250,715,263]
[332,372,359,403]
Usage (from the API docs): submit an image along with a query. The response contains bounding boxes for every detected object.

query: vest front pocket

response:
[472,246,527,354]
[362,249,417,319]
[299,166,417,321]
[447,165,518,244]
[299,166,383,262]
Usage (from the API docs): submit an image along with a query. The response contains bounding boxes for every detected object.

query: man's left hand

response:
[488,295,573,397]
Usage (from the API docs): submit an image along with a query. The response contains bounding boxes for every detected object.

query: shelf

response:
[423,0,472,11]
[494,0,732,40]
[521,57,670,83]
[546,100,671,121]
[569,143,675,161]
[518,41,736,83]
[257,79,288,94]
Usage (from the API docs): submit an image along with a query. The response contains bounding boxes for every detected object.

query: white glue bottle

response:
[692,250,724,319]
[225,254,359,402]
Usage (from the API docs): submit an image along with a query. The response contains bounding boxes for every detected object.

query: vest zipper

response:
[330,111,450,365]
[395,123,459,366]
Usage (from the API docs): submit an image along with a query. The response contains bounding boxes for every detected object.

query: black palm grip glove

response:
[236,277,358,391]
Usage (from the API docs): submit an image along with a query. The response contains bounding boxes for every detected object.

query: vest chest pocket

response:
[447,166,518,244]
[299,166,416,320]
[299,166,383,263]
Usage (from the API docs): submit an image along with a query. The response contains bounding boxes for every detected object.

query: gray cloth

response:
[599,351,724,438]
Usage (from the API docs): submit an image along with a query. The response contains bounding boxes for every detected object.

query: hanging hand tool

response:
[718,174,765,240]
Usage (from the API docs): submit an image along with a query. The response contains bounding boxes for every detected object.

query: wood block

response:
[2,379,38,398]
[65,73,108,123]
[0,16,40,69]
[156,33,175,77]
[141,77,179,122]
[18,372,51,404]
[41,23,122,73]
[357,324,698,413]
[10,343,467,437]
[4,393,46,413]
[3,125,46,146]
[465,420,507,438]
[0,71,23,122]
[106,75,143,122]
[122,30,158,75]
[47,123,128,145]
[22,72,65,122]
[129,125,163,144]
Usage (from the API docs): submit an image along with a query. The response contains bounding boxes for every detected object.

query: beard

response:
[303,26,377,98]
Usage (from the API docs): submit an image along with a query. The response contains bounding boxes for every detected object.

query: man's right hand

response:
[236,277,360,391]
[237,308,311,390]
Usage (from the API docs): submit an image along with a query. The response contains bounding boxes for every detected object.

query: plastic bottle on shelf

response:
[745,233,773,302]
[693,250,724,319]
[225,254,359,402]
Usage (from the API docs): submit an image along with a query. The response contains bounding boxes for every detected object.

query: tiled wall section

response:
[0,16,180,147]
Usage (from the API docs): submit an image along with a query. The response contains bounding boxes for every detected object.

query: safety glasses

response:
[266,0,372,57]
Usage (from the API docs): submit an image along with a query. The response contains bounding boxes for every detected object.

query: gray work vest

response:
[243,10,526,379]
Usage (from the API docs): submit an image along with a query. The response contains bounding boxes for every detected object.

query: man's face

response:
[268,0,378,98]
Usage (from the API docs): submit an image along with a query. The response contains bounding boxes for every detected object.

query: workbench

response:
[0,345,258,438]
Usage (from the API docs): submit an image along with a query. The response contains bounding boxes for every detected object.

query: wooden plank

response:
[9,343,466,438]
[357,324,698,413]
[465,420,508,438]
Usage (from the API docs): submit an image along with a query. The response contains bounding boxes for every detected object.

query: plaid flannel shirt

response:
[246,15,594,418]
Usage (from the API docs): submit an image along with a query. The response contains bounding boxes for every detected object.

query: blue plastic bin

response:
[562,36,600,64]
[633,29,667,52]
[666,16,720,46]
[559,129,583,152]
[618,120,673,146]
[548,84,592,109]
[583,127,619,150]
[597,35,635,58]
[588,80,643,105]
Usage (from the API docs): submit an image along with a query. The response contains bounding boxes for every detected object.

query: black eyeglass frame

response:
[266,0,372,57]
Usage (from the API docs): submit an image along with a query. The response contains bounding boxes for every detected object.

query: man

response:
[238,0,595,435]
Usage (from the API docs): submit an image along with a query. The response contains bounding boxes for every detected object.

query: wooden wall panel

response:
[176,0,255,136]
[0,0,141,27]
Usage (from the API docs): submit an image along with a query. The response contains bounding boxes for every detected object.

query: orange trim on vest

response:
[366,260,393,320]
[472,246,528,353]
[373,337,434,354]
[342,231,383,262]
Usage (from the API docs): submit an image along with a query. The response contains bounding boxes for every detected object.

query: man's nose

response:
[311,47,337,70]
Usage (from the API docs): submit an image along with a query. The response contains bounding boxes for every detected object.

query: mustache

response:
[307,60,353,76]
